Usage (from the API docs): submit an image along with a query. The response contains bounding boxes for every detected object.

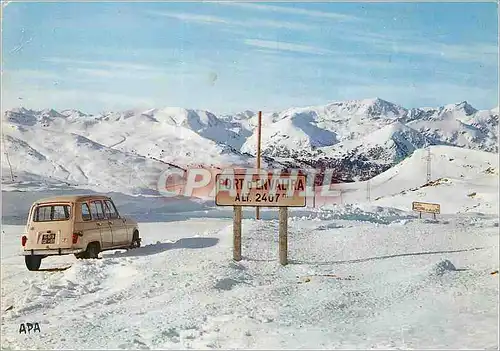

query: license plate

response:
[41,233,56,244]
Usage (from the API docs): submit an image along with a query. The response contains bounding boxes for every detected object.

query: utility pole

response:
[426,148,432,183]
[366,179,371,202]
[256,111,262,220]
[1,134,14,182]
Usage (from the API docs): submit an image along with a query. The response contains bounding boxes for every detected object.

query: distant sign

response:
[215,172,307,207]
[412,201,440,214]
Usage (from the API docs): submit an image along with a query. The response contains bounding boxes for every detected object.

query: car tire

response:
[130,230,141,249]
[25,255,42,271]
[82,242,100,259]
[74,252,86,259]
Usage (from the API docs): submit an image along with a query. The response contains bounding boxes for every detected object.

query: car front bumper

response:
[21,248,85,256]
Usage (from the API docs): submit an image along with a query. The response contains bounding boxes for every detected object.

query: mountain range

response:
[2,98,498,195]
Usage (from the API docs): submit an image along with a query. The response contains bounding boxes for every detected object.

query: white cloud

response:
[248,19,312,31]
[244,39,333,55]
[40,57,206,81]
[147,12,229,24]
[147,11,313,31]
[3,69,61,80]
[216,2,359,22]
[2,87,157,114]
[43,57,164,72]
[333,28,497,65]
[403,42,497,65]
[70,67,175,80]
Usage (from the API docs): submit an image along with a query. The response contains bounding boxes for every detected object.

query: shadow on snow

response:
[104,237,220,258]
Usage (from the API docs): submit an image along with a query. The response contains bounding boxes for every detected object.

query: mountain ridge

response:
[2,97,498,194]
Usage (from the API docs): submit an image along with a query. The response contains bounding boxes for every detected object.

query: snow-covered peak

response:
[363,121,422,144]
[150,107,221,129]
[318,121,432,170]
[60,109,91,118]
[324,97,408,119]
[442,101,477,115]
[220,110,256,122]
[39,108,64,118]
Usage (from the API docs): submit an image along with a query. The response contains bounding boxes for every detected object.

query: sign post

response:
[233,206,242,261]
[278,207,288,265]
[215,171,307,265]
[412,201,440,219]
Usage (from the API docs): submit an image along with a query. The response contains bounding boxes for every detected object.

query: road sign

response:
[215,172,307,207]
[412,201,440,214]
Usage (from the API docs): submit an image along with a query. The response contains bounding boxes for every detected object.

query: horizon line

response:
[3,96,499,116]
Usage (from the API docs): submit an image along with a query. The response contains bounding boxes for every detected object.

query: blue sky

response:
[3,1,498,114]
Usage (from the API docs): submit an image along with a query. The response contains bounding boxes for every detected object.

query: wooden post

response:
[256,111,262,220]
[233,206,242,261]
[313,186,316,208]
[279,207,288,265]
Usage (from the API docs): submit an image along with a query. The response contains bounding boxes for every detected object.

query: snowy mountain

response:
[406,102,498,153]
[2,98,498,193]
[299,121,435,180]
[238,99,497,180]
[2,108,280,195]
[313,145,499,215]
[241,98,407,156]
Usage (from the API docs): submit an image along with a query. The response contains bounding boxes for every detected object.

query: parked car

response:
[20,194,141,271]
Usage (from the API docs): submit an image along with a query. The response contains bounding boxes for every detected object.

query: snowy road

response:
[1,209,499,349]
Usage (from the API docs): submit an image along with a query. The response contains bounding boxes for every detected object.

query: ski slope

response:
[316,145,499,215]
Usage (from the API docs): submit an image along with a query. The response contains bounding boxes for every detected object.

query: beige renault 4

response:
[20,194,141,271]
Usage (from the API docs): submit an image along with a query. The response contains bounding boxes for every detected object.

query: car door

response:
[103,199,128,247]
[89,200,113,248]
[78,201,105,248]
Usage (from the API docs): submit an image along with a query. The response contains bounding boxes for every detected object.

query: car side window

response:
[103,200,119,219]
[81,203,92,221]
[89,200,105,220]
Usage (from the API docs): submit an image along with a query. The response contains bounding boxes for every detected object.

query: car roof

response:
[33,194,112,204]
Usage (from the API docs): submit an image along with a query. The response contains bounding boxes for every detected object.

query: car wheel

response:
[25,255,42,271]
[130,231,141,249]
[84,243,100,259]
